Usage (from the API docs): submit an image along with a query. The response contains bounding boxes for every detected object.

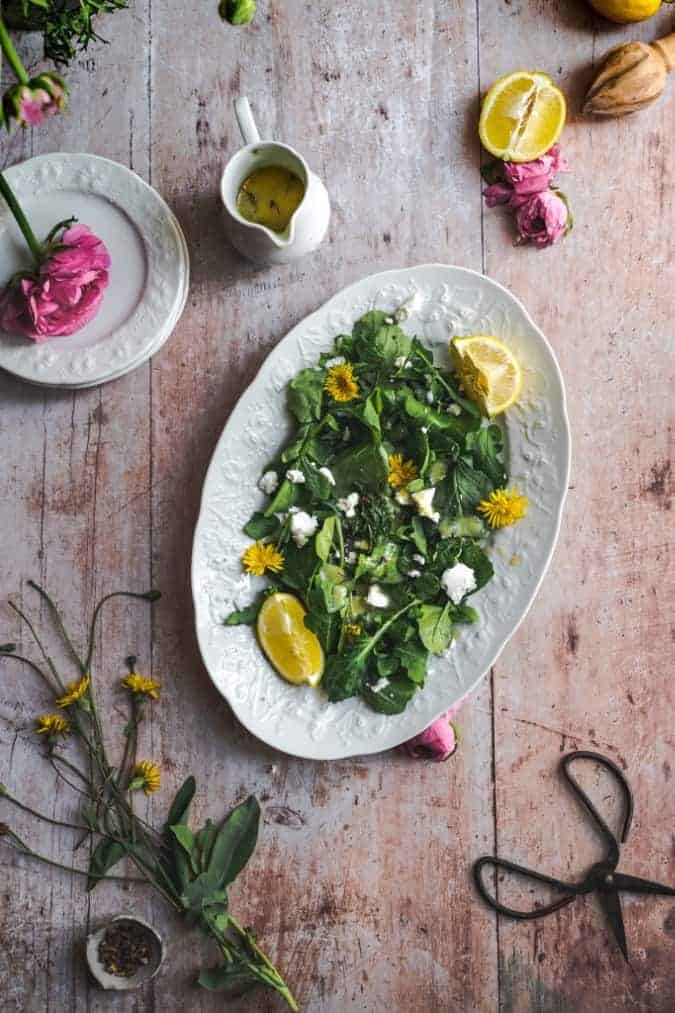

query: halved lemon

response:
[257,592,324,687]
[479,71,566,163]
[450,335,522,417]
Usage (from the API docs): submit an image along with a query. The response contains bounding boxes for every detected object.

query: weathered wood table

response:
[1,2,673,1010]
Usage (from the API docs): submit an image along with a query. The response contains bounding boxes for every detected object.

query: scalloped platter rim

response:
[191,264,571,760]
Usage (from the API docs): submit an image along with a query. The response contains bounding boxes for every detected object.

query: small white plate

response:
[0,153,189,388]
[192,265,571,760]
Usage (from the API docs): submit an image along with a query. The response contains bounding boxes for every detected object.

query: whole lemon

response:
[587,0,661,22]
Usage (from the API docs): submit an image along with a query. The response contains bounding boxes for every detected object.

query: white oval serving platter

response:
[192,264,571,760]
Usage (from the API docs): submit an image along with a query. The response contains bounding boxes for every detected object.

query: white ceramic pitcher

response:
[220,97,330,265]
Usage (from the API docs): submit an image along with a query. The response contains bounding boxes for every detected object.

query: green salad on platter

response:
[225,309,527,716]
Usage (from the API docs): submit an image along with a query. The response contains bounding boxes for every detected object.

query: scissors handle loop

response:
[473,855,579,920]
[561,750,634,866]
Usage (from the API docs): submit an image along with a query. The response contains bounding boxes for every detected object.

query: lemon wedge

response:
[450,335,522,417]
[257,593,324,687]
[479,71,566,163]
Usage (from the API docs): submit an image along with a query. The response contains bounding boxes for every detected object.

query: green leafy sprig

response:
[0,581,296,1009]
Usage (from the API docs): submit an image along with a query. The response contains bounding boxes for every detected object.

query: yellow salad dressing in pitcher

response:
[236,166,305,232]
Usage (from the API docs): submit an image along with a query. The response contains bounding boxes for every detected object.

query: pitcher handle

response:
[235,97,261,145]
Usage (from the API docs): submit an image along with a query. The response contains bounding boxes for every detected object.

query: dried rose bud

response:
[2,72,68,129]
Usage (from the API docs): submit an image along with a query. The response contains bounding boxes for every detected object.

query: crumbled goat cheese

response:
[325,355,346,368]
[371,677,390,693]
[286,468,306,484]
[258,470,279,495]
[345,550,358,565]
[407,569,422,578]
[411,487,440,523]
[394,355,410,368]
[440,563,477,604]
[290,511,318,547]
[425,390,435,404]
[420,426,428,434]
[412,553,426,565]
[447,403,462,416]
[318,466,336,486]
[395,489,412,505]
[354,539,369,550]
[366,584,390,609]
[337,492,360,518]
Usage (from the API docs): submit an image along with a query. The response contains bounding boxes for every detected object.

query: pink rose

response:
[483,182,513,208]
[2,73,68,129]
[401,708,460,762]
[0,224,110,341]
[503,144,567,197]
[515,190,569,248]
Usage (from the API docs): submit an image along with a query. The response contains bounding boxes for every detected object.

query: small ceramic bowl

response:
[86,914,164,991]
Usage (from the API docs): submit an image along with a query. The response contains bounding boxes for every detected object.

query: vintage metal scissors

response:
[473,750,675,963]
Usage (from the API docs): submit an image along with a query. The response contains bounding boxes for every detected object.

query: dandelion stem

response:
[7,600,65,691]
[0,171,43,266]
[1,792,89,832]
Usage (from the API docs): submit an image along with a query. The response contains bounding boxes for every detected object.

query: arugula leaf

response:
[287,368,324,423]
[459,542,494,591]
[263,479,297,517]
[304,609,340,654]
[448,459,494,514]
[323,600,419,702]
[331,441,387,495]
[363,674,417,714]
[223,601,261,626]
[413,572,441,600]
[466,425,507,488]
[394,641,428,683]
[315,515,336,562]
[411,516,428,557]
[417,603,454,654]
[352,311,412,363]
[278,541,320,595]
[243,512,280,539]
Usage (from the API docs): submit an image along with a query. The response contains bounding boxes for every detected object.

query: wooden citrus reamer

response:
[584,31,675,115]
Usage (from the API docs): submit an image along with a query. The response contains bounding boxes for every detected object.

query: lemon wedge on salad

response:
[479,71,566,163]
[450,335,522,417]
[257,593,324,687]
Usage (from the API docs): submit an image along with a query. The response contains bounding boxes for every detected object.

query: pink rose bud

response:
[515,189,570,248]
[0,223,110,341]
[503,144,568,197]
[401,710,459,762]
[2,72,68,129]
[483,182,513,208]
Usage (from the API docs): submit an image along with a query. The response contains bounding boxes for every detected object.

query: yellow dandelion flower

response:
[56,674,90,708]
[324,363,359,402]
[132,760,161,795]
[343,623,362,639]
[241,541,284,577]
[35,714,70,737]
[388,453,418,490]
[478,487,528,528]
[122,673,161,700]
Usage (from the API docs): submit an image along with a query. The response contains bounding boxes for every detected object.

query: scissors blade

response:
[598,886,629,963]
[612,872,675,897]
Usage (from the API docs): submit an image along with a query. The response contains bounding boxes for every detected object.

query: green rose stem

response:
[0,172,44,267]
[0,16,29,84]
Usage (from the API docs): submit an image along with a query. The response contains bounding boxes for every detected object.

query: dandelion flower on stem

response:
[324,363,359,402]
[241,542,284,577]
[477,487,528,528]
